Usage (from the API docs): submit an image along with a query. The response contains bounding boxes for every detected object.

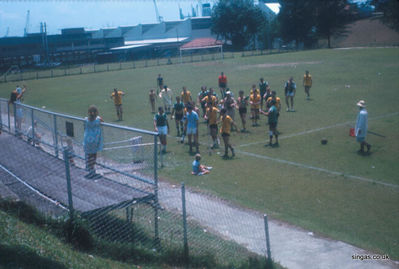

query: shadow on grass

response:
[0,244,67,269]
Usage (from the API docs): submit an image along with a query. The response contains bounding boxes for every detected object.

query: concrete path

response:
[159,182,398,269]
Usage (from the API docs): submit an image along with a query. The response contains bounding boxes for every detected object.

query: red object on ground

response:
[349,128,355,137]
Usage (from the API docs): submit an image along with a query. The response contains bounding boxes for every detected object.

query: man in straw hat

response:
[355,100,371,154]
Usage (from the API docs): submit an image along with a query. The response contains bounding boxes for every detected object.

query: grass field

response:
[1,48,398,260]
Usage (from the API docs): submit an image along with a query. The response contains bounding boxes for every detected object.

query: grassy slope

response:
[0,48,398,259]
[0,210,144,269]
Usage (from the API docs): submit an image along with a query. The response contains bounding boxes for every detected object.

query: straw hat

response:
[357,100,366,108]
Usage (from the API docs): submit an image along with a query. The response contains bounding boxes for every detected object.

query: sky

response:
[0,0,214,37]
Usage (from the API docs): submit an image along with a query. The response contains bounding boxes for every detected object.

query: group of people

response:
[4,68,370,179]
[149,71,315,162]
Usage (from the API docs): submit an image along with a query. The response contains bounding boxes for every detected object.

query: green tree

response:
[211,0,266,50]
[370,0,399,31]
[278,0,316,48]
[314,0,354,48]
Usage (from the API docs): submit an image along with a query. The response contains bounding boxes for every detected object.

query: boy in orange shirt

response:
[219,108,237,158]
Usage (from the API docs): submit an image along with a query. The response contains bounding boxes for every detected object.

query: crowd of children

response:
[147,71,314,174]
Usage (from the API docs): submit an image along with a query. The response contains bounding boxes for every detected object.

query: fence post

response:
[53,114,59,158]
[63,148,74,219]
[153,134,160,248]
[181,183,189,264]
[7,102,11,132]
[0,100,2,130]
[30,109,35,146]
[264,214,272,268]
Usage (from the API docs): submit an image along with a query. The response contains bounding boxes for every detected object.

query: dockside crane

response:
[24,10,30,36]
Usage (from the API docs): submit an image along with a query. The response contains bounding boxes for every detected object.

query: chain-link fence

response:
[0,48,293,84]
[0,97,274,267]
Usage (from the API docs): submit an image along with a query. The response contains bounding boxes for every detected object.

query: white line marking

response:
[238,112,399,148]
[236,150,399,190]
[0,163,69,210]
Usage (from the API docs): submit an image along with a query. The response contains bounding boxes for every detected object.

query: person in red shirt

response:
[218,72,227,98]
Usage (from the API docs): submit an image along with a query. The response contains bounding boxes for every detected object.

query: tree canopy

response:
[211,0,266,50]
[370,0,399,31]
[278,0,354,48]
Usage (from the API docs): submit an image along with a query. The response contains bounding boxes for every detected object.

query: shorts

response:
[157,125,168,135]
[221,132,230,137]
[187,127,197,135]
[269,122,277,130]
[356,136,365,143]
[219,82,226,88]
[175,113,183,121]
[210,124,218,131]
[260,90,266,101]
[285,90,295,97]
[115,104,122,113]
[239,107,247,115]
[305,86,311,91]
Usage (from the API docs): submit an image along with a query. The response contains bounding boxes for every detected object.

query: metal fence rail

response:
[0,97,274,267]
[0,48,294,84]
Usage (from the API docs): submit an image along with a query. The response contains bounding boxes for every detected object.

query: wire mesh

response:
[0,98,269,266]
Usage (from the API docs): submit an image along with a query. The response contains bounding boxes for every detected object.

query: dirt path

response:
[158,182,398,269]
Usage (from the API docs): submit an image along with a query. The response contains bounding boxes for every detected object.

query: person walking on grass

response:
[159,85,173,114]
[205,101,220,149]
[303,70,313,100]
[218,72,227,98]
[154,106,169,154]
[260,99,279,147]
[284,77,296,112]
[355,100,371,154]
[149,89,156,113]
[156,74,164,94]
[259,78,268,110]
[219,108,237,158]
[181,86,192,106]
[184,104,199,154]
[237,90,249,132]
[249,85,261,126]
[110,88,125,121]
[197,86,208,118]
[83,105,104,179]
[171,96,185,137]
[202,88,218,109]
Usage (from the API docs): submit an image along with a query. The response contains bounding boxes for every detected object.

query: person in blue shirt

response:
[192,153,212,175]
[184,104,199,154]
[355,100,371,154]
[83,105,104,179]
